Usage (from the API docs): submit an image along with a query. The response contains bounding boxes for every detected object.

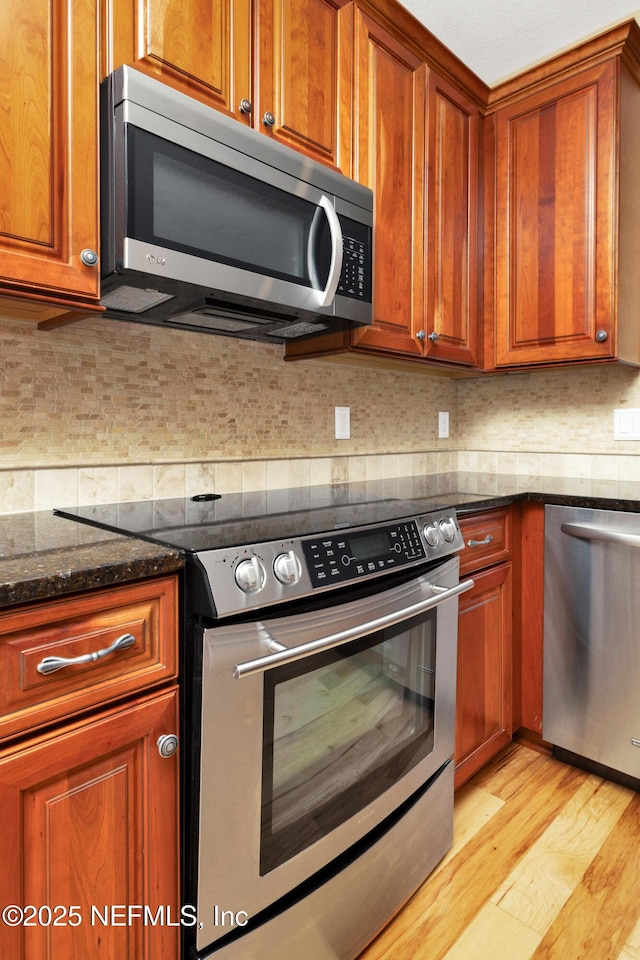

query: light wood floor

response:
[358,742,640,960]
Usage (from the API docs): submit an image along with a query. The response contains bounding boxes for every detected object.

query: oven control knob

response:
[439,517,457,542]
[423,523,441,547]
[273,550,302,586]
[234,556,266,594]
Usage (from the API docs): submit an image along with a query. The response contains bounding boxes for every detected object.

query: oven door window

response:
[261,612,436,874]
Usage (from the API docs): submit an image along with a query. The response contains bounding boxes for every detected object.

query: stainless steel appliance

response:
[544,504,640,785]
[56,487,472,960]
[99,67,373,342]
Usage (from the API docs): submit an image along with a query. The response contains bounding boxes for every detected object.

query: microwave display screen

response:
[127,127,332,289]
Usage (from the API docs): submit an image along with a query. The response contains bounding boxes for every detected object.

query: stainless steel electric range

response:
[56,483,473,960]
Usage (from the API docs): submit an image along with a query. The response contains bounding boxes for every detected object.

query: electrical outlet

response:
[335,406,350,440]
[438,411,449,439]
[614,408,640,440]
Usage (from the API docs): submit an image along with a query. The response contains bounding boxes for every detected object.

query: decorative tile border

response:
[3,450,640,515]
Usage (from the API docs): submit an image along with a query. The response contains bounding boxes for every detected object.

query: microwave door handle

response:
[233,578,474,679]
[309,195,343,307]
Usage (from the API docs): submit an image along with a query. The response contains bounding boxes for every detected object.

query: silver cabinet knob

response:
[595,329,608,342]
[239,98,252,115]
[416,330,426,341]
[428,331,438,342]
[262,111,276,127]
[157,734,178,759]
[80,249,98,267]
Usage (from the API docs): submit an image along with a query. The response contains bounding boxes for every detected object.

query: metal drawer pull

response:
[36,632,136,675]
[467,535,494,548]
[233,579,474,679]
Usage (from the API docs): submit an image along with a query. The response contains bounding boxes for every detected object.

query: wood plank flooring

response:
[357,743,640,960]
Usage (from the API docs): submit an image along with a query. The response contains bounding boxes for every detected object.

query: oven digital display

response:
[302,520,426,589]
[349,531,390,561]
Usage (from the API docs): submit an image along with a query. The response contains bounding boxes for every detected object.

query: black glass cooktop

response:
[54,480,478,553]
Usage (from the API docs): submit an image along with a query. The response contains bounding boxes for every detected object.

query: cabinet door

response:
[257,0,351,169]
[425,70,479,366]
[0,688,180,960]
[350,6,426,357]
[495,59,616,367]
[455,563,512,789]
[0,0,100,307]
[102,0,252,119]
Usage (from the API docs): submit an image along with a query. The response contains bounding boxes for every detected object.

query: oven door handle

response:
[232,578,474,679]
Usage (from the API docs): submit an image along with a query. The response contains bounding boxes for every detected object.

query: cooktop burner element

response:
[55,482,465,617]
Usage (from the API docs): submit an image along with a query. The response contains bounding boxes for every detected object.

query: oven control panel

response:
[302,519,426,589]
[195,509,463,618]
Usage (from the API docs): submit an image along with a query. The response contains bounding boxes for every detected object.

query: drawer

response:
[0,576,177,743]
[458,509,511,575]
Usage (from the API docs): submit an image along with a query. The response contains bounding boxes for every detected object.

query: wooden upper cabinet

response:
[493,36,640,369]
[0,0,100,313]
[349,6,426,357]
[102,0,252,117]
[424,70,479,366]
[103,0,350,170]
[256,0,351,168]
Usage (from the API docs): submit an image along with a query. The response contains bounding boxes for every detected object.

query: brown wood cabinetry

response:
[102,0,351,170]
[0,576,180,959]
[423,70,479,366]
[0,687,180,960]
[0,576,177,743]
[0,0,101,322]
[286,3,481,368]
[348,5,427,357]
[455,510,512,789]
[491,23,640,368]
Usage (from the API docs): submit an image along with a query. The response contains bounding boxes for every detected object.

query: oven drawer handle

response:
[233,578,474,679]
[36,632,136,675]
[561,522,640,547]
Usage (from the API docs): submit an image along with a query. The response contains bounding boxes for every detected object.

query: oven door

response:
[195,555,469,953]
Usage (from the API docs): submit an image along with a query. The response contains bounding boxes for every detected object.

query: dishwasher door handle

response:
[233,578,475,679]
[561,522,640,548]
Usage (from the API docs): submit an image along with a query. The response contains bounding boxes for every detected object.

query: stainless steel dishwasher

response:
[544,503,640,785]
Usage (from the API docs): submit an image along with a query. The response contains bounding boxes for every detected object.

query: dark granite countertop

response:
[2,472,639,611]
[436,473,640,515]
[0,511,183,609]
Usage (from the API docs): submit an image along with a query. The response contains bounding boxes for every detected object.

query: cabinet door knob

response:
[262,111,276,127]
[595,329,608,342]
[157,734,179,759]
[239,98,252,115]
[80,248,98,267]
[428,331,438,342]
[416,329,426,341]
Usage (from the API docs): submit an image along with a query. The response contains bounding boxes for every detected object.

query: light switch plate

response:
[335,406,350,440]
[438,411,450,439]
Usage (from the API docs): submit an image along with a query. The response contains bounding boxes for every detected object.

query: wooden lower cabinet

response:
[0,686,180,960]
[455,562,512,789]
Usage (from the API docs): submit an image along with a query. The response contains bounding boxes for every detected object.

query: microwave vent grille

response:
[266,322,330,339]
[101,285,175,314]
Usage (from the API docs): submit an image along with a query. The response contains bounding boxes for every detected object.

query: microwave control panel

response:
[337,216,372,303]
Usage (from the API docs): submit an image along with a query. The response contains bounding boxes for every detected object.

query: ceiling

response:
[399,0,640,86]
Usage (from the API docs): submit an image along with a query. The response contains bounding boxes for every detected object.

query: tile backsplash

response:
[2,315,640,515]
[0,316,455,513]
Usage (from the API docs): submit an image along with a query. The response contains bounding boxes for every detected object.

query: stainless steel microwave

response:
[100,67,373,342]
